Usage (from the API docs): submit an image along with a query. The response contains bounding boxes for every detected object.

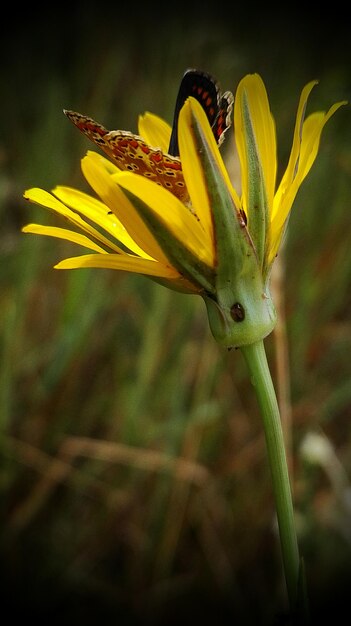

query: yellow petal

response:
[177,99,213,244]
[22,223,107,253]
[55,253,180,278]
[113,169,214,267]
[23,188,124,253]
[235,74,277,215]
[86,150,121,175]
[24,187,70,214]
[297,101,346,182]
[179,97,241,241]
[138,112,171,152]
[81,153,171,265]
[53,185,149,258]
[272,80,318,223]
[270,99,347,262]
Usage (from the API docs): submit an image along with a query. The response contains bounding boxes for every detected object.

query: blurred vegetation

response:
[1,4,350,625]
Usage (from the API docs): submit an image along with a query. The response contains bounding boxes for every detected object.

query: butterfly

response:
[168,69,234,157]
[64,69,233,203]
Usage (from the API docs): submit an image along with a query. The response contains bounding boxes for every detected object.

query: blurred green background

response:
[1,4,351,624]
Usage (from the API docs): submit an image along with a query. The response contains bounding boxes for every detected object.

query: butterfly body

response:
[64,70,233,202]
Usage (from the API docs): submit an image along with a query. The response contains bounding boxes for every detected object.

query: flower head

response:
[23,72,346,347]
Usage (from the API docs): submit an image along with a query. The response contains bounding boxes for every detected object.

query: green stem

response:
[241,339,300,614]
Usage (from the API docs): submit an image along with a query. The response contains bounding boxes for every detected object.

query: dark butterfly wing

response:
[168,69,233,157]
[213,91,235,147]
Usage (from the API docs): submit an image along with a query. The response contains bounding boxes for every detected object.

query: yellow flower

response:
[23,74,346,346]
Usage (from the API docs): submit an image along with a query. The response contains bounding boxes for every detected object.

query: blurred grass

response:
[1,5,351,625]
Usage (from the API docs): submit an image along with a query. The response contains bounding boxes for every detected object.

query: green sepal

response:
[190,107,276,348]
[121,188,216,295]
[241,91,269,271]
